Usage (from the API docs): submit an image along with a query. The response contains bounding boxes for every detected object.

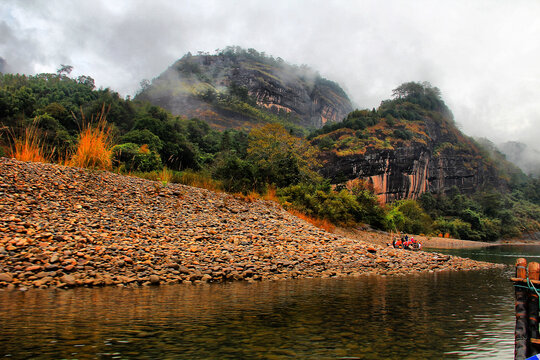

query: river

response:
[1,245,539,359]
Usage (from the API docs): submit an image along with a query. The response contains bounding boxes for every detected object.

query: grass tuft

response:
[9,120,50,163]
[233,191,259,203]
[261,186,280,203]
[178,169,223,192]
[158,167,172,184]
[67,105,113,170]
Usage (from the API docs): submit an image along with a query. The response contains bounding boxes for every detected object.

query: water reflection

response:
[433,244,540,265]
[0,266,515,359]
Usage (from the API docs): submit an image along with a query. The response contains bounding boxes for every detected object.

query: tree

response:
[77,75,95,89]
[213,154,258,193]
[247,123,318,187]
[386,199,432,234]
[138,79,150,95]
[391,81,451,117]
[57,64,73,77]
[121,129,163,152]
[392,82,427,100]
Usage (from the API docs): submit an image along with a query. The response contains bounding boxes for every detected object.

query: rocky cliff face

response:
[322,143,501,203]
[136,48,353,130]
[315,95,505,202]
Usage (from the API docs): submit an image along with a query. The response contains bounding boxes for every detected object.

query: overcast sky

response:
[1,0,539,150]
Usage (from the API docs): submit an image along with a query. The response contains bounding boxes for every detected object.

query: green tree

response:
[121,129,163,152]
[386,199,432,234]
[248,123,318,187]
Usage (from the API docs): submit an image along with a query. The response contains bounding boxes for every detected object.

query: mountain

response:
[135,47,353,130]
[497,141,540,178]
[309,82,508,202]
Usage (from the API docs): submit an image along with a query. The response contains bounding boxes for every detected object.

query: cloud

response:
[1,0,539,151]
[0,57,7,73]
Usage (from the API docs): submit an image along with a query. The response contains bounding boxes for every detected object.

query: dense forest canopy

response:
[1,70,539,242]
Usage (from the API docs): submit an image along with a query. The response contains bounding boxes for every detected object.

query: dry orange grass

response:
[9,121,49,163]
[287,209,335,233]
[261,186,280,203]
[67,105,112,170]
[232,187,282,204]
[158,167,172,184]
[179,170,223,192]
[233,191,259,203]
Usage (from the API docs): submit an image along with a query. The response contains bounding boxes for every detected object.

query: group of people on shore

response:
[392,234,421,250]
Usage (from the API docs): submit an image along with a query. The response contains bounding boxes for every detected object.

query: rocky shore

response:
[0,158,503,290]
[334,227,498,249]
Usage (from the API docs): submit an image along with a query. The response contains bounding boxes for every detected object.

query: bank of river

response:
[1,245,538,359]
[0,158,500,290]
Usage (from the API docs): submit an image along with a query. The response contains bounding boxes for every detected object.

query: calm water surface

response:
[1,245,539,359]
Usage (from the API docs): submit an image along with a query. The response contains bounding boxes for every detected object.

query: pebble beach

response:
[0,158,503,290]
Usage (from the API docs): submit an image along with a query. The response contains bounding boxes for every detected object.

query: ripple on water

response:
[1,244,533,359]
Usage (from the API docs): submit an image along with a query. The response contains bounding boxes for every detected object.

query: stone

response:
[0,273,13,282]
[45,264,59,271]
[26,265,42,272]
[63,264,75,272]
[33,276,53,287]
[149,275,160,285]
[61,274,76,286]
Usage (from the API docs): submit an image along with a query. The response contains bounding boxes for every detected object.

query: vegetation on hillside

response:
[135,46,351,132]
[1,70,538,241]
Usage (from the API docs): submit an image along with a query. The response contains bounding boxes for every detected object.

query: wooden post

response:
[528,262,540,357]
[515,258,529,360]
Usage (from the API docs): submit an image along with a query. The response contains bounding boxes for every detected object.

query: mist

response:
[1,0,539,152]
[0,57,7,73]
[498,142,540,177]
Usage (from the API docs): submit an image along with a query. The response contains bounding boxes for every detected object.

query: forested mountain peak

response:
[135,47,353,130]
[309,82,509,202]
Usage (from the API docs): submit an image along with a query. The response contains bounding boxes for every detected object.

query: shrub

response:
[212,154,259,193]
[433,218,481,241]
[121,129,163,152]
[277,182,385,228]
[392,128,412,140]
[132,151,162,172]
[386,199,432,234]
[112,143,139,167]
[112,142,162,172]
[317,136,335,150]
[179,169,223,192]
[287,208,335,233]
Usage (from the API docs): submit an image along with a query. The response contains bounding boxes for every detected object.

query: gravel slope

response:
[0,158,502,290]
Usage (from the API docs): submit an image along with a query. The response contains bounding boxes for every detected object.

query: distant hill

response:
[497,141,540,178]
[135,47,353,130]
